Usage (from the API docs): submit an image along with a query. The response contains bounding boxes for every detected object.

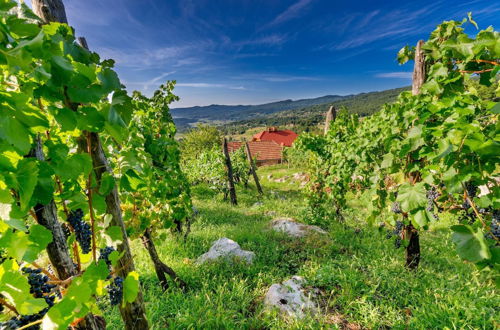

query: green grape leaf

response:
[77,106,105,132]
[0,113,31,154]
[57,153,93,181]
[108,250,123,268]
[32,161,55,205]
[120,169,145,192]
[124,271,140,304]
[98,172,115,196]
[28,224,53,251]
[18,298,48,315]
[17,158,39,211]
[451,225,491,263]
[91,192,106,214]
[49,106,78,131]
[97,68,121,93]
[105,226,123,245]
[396,182,427,212]
[44,297,79,330]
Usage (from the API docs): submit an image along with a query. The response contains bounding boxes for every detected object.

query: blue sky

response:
[53,0,500,107]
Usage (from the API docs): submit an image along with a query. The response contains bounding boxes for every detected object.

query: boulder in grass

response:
[264,276,318,318]
[196,237,255,264]
[271,218,327,238]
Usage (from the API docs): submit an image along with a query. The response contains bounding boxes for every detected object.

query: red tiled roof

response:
[252,128,298,147]
[227,141,283,161]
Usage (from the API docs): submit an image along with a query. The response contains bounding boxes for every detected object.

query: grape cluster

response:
[385,221,404,249]
[0,268,58,329]
[393,221,404,249]
[490,210,499,240]
[22,268,57,306]
[465,182,478,199]
[107,276,124,306]
[99,246,115,268]
[426,187,440,220]
[1,308,49,330]
[462,182,478,210]
[66,209,92,254]
[391,202,402,214]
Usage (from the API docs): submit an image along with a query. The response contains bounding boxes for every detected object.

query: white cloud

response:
[268,0,314,26]
[177,83,246,90]
[375,72,412,79]
[236,74,320,82]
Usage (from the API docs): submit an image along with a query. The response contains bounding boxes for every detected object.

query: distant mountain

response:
[172,87,409,132]
[220,87,409,135]
[171,95,345,129]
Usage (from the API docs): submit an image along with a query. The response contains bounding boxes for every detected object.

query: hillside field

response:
[102,165,499,329]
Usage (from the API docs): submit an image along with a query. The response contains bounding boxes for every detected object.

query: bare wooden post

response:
[31,1,149,327]
[29,2,103,329]
[412,40,425,95]
[324,106,336,135]
[141,227,186,292]
[32,0,68,23]
[244,141,263,195]
[404,40,425,270]
[222,138,238,205]
[86,133,149,329]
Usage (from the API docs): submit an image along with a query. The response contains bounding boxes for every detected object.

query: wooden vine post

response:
[29,1,104,329]
[244,141,263,195]
[32,0,149,328]
[404,40,425,270]
[86,133,149,328]
[140,228,186,291]
[222,138,238,205]
[324,106,336,135]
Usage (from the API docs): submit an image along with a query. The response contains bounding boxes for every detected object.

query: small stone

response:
[253,202,264,207]
[271,218,327,238]
[196,237,255,264]
[264,276,318,318]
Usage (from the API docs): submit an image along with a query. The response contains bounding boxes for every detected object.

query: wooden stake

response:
[244,141,263,195]
[31,1,148,328]
[412,40,425,96]
[222,138,238,205]
[324,106,336,135]
[404,40,425,270]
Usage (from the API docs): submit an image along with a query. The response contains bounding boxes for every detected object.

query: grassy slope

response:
[104,165,498,329]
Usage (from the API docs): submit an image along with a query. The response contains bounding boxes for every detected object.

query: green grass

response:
[103,165,499,329]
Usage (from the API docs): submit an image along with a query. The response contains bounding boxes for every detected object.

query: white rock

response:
[264,276,318,318]
[196,237,255,264]
[271,218,327,237]
[253,202,264,207]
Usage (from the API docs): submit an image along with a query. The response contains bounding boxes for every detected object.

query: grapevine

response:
[0,1,147,327]
[296,15,499,280]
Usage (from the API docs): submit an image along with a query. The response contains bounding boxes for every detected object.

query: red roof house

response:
[252,127,298,147]
[227,140,284,166]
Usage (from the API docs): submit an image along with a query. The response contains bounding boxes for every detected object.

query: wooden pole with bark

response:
[30,137,104,330]
[324,106,336,135]
[30,1,105,329]
[404,40,425,270]
[31,0,149,328]
[222,138,238,205]
[244,141,263,195]
[140,227,186,291]
[86,132,149,329]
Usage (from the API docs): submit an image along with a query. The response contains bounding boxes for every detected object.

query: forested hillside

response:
[221,87,408,134]
[171,94,345,129]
